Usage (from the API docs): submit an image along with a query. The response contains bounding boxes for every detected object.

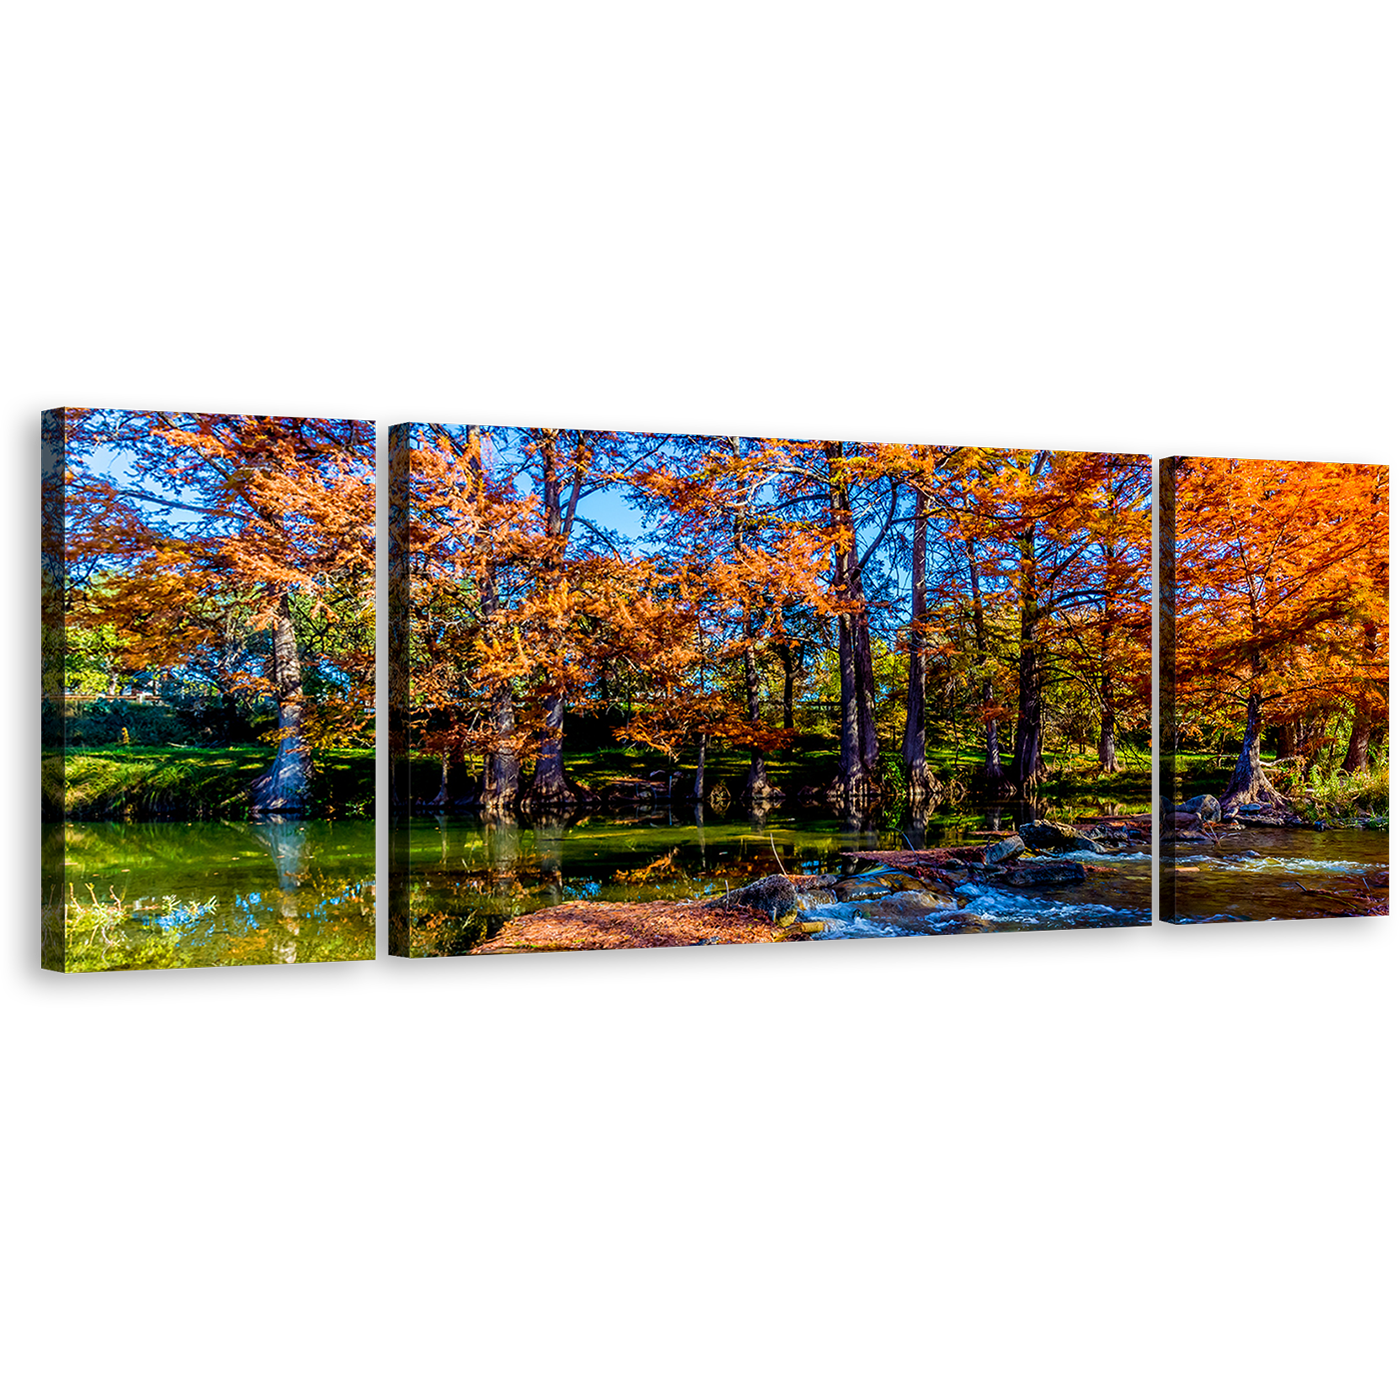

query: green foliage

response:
[1298,763,1390,824]
[48,695,276,748]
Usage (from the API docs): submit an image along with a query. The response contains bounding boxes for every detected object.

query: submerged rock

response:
[1001,860,1086,887]
[833,868,931,901]
[859,889,957,919]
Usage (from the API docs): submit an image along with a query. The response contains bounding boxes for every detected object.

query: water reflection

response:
[396,801,1153,957]
[52,818,374,972]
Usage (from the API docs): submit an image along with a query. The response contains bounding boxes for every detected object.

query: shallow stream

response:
[1164,825,1388,922]
[396,803,1152,954]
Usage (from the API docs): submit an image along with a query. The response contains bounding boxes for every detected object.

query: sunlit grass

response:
[49,744,374,817]
[1296,763,1389,824]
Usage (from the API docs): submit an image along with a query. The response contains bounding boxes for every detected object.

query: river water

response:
[44,810,1386,970]
[48,819,375,971]
[395,804,1153,956]
[1163,824,1389,922]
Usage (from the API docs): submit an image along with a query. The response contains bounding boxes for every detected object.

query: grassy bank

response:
[407,735,1152,808]
[45,745,375,818]
[1172,749,1389,825]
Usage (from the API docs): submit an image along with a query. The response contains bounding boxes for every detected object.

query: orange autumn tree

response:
[1168,456,1389,806]
[624,437,835,802]
[408,425,683,817]
[398,425,545,812]
[884,442,969,792]
[61,410,375,810]
[1049,452,1152,773]
[917,448,1147,789]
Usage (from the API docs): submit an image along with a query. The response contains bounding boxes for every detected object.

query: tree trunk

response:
[250,591,312,811]
[835,613,862,802]
[691,731,708,803]
[526,692,576,809]
[965,536,1003,782]
[780,639,796,730]
[1221,684,1286,807]
[851,574,879,774]
[1011,529,1043,789]
[1341,621,1379,775]
[1341,708,1373,775]
[825,440,880,808]
[483,685,520,812]
[740,632,772,802]
[525,429,581,810]
[1097,531,1119,772]
[1097,672,1118,773]
[902,485,935,796]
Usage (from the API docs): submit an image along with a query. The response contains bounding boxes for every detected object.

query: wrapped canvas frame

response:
[27,394,1383,1002]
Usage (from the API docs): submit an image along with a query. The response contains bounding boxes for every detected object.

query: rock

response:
[833,868,930,900]
[1002,861,1086,887]
[860,890,957,919]
[1237,802,1264,813]
[704,873,796,922]
[1179,794,1222,821]
[1064,834,1109,855]
[938,845,991,865]
[794,888,837,910]
[984,834,1025,864]
[1018,819,1083,850]
[1014,822,1107,855]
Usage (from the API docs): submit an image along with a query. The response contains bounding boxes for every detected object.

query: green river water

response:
[47,819,375,971]
[394,804,1155,956]
[49,808,1378,971]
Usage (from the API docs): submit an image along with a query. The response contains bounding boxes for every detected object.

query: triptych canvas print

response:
[42,411,1389,971]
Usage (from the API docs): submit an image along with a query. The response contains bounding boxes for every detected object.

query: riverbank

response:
[404,738,1152,815]
[45,745,375,818]
[470,815,1151,953]
[472,900,790,952]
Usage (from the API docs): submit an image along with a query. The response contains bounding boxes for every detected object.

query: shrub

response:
[1301,762,1390,823]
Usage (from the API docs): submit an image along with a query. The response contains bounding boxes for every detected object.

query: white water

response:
[809,880,1148,938]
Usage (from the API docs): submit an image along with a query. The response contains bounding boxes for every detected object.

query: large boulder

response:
[1018,820,1106,855]
[704,874,797,923]
[1018,818,1080,849]
[985,834,1025,864]
[1178,794,1222,821]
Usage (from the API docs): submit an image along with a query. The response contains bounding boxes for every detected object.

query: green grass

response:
[47,744,374,818]
[408,733,1152,804]
[1297,763,1389,825]
[1171,748,1389,824]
